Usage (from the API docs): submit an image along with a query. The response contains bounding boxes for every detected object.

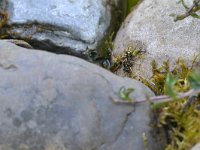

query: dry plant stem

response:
[112,89,200,104]
[187,0,200,13]
[3,39,33,49]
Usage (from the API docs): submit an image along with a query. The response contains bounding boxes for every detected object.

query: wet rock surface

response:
[0,41,165,150]
[113,0,200,80]
[0,0,125,59]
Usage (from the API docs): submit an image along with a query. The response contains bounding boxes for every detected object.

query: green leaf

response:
[181,0,190,9]
[164,73,178,99]
[124,88,134,96]
[190,13,200,19]
[188,70,200,89]
[151,101,169,109]
[118,86,134,102]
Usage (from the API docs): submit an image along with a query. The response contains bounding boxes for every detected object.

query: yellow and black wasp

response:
[111,46,144,74]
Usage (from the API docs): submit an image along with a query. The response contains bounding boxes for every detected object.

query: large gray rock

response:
[113,0,200,80]
[0,0,125,59]
[191,143,200,150]
[0,41,165,150]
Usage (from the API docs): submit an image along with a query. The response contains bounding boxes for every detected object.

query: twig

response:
[111,89,200,104]
[174,0,200,21]
[3,39,33,49]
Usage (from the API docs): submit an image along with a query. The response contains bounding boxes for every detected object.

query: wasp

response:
[123,60,133,73]
[123,47,142,73]
[111,46,144,74]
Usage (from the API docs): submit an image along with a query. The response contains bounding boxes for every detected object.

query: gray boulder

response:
[0,41,165,150]
[113,0,200,80]
[0,0,125,59]
[191,143,200,150]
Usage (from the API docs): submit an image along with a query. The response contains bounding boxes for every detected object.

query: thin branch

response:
[174,0,200,21]
[111,89,200,104]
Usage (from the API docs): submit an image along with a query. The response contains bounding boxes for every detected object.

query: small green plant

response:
[117,86,134,102]
[171,0,200,21]
[112,55,200,104]
[188,70,200,90]
[164,73,178,99]
[112,69,200,105]
[112,56,200,150]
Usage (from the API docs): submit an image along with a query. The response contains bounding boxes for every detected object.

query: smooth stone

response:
[191,143,200,150]
[113,0,200,80]
[0,40,165,150]
[0,0,125,59]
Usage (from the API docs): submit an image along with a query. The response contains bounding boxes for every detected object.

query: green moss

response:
[161,96,200,150]
[141,57,200,150]
[112,50,200,149]
[126,0,141,16]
